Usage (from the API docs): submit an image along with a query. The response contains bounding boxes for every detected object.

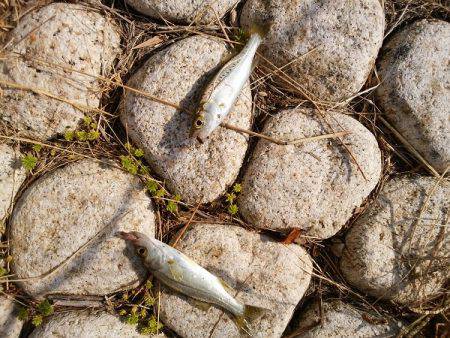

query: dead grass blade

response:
[255,53,369,180]
[132,35,164,50]
[2,211,130,284]
[171,202,201,248]
[407,166,449,253]
[0,134,127,174]
[0,75,350,146]
[0,79,112,116]
[222,122,350,145]
[378,116,440,177]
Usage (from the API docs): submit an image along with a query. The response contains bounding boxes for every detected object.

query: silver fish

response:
[191,26,267,143]
[118,231,266,335]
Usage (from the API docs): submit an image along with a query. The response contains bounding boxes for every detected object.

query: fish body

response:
[191,30,264,142]
[149,238,244,316]
[118,231,265,335]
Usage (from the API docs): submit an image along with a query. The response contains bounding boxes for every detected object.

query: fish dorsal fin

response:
[215,57,241,83]
[251,55,259,72]
[192,299,212,312]
[218,277,235,294]
[167,259,184,282]
[202,56,242,101]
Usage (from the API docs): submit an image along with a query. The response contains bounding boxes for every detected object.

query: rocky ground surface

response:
[124,0,240,24]
[238,107,382,239]
[340,175,449,307]
[0,144,26,222]
[241,0,385,102]
[29,311,166,337]
[0,296,23,337]
[376,19,449,173]
[10,159,156,297]
[0,1,448,337]
[0,2,121,140]
[292,300,403,337]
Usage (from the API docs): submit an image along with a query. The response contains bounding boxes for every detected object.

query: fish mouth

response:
[116,231,139,242]
[190,129,206,144]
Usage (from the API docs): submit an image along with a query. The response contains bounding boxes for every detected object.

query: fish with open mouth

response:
[191,25,268,143]
[118,231,266,335]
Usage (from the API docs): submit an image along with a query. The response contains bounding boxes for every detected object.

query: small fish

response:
[118,231,266,335]
[191,25,268,143]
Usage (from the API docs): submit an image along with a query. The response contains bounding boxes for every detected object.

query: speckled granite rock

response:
[10,159,155,297]
[0,296,23,338]
[340,176,449,307]
[125,0,239,24]
[241,0,384,102]
[121,35,252,204]
[376,19,450,173]
[0,3,121,140]
[29,310,166,337]
[159,224,313,338]
[292,300,401,337]
[0,144,26,222]
[238,107,382,239]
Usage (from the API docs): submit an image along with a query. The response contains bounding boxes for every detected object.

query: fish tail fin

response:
[248,23,271,39]
[247,23,270,52]
[234,304,268,336]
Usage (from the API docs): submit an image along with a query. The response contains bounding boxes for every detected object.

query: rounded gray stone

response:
[0,3,121,140]
[376,19,450,173]
[241,0,384,102]
[340,176,449,306]
[29,310,166,337]
[238,107,382,239]
[125,0,239,24]
[293,300,401,337]
[159,223,313,338]
[121,35,252,204]
[0,296,23,338]
[0,144,26,222]
[10,159,155,297]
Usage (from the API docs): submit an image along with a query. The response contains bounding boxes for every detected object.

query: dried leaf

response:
[282,228,301,244]
[132,36,163,50]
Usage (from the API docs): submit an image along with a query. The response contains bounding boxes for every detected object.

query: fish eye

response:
[194,116,204,129]
[137,247,147,257]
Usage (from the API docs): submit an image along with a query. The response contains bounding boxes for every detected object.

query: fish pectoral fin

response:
[192,299,212,312]
[167,259,184,282]
[218,278,235,294]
